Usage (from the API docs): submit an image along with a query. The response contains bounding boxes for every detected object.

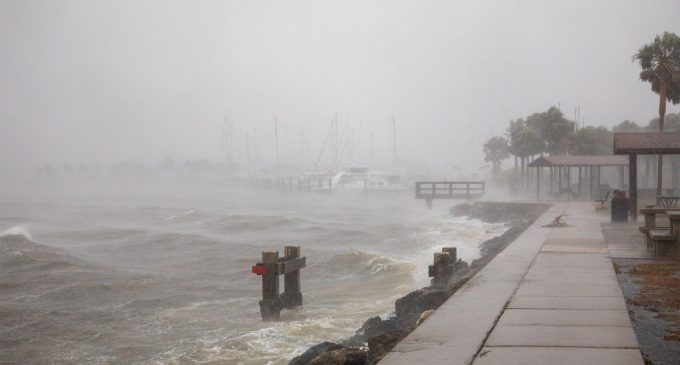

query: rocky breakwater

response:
[289,201,549,365]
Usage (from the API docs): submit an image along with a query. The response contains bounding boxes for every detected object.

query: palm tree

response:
[483,136,509,175]
[633,31,680,196]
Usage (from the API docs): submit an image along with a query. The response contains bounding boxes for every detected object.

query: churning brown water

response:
[0,186,505,364]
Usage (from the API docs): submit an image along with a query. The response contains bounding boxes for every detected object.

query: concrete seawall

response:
[379,202,644,365]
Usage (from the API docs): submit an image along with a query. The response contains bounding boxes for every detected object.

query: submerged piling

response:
[252,246,306,321]
[428,247,457,287]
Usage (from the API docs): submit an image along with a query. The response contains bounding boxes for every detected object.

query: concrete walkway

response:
[380,202,644,365]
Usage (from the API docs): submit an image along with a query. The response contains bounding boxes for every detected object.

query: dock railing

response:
[415,181,485,208]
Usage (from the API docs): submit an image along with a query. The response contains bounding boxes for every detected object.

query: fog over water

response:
[1,1,680,364]
[1,0,679,178]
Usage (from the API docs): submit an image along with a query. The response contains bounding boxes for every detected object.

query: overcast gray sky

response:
[1,0,679,175]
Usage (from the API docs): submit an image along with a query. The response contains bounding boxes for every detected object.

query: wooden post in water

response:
[258,251,281,321]
[281,246,304,307]
[429,251,452,287]
[252,246,306,321]
[441,247,457,262]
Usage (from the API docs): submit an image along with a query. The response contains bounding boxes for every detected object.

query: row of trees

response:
[483,111,680,184]
[484,31,680,195]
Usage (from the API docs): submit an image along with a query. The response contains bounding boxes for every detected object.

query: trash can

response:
[611,190,630,223]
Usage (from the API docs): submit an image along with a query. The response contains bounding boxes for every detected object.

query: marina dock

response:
[379,202,644,365]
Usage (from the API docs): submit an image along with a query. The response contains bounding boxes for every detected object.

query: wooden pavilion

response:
[613,132,680,220]
[528,155,629,200]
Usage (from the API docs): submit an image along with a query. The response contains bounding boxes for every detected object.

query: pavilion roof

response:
[527,155,629,168]
[613,132,680,155]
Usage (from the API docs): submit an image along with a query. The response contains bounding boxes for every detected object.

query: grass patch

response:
[628,262,680,341]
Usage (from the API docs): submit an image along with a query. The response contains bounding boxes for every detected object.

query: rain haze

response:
[2,0,679,176]
[2,1,680,365]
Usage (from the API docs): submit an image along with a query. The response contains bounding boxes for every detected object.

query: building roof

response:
[613,132,680,155]
[527,155,629,168]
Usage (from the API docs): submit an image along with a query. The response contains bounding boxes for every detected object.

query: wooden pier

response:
[415,181,485,208]
[224,176,333,194]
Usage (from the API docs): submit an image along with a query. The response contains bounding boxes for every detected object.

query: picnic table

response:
[639,206,675,233]
[640,207,680,255]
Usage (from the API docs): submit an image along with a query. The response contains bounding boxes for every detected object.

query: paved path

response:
[380,202,644,365]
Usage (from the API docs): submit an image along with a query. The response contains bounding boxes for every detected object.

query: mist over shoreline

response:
[2,0,680,181]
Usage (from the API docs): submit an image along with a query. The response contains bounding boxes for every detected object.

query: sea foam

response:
[0,226,32,240]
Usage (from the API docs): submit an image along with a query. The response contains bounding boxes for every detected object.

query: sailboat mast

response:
[391,116,397,163]
[229,119,234,165]
[245,132,250,174]
[274,116,280,167]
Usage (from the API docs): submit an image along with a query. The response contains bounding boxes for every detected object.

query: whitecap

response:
[0,225,32,240]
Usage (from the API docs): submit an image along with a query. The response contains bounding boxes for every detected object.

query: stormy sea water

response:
[0,185,507,364]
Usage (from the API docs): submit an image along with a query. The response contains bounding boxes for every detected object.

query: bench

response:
[658,196,680,209]
[594,190,611,208]
[644,210,680,256]
[648,229,677,256]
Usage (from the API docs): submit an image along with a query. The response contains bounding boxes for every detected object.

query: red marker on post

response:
[251,264,267,275]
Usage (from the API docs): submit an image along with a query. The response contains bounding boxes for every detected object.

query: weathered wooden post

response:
[252,246,306,321]
[256,251,282,321]
[281,246,304,307]
[428,251,452,287]
[441,247,457,262]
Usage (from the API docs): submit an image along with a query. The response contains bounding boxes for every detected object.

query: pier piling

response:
[441,247,457,262]
[252,246,306,321]
[429,251,452,287]
[428,247,457,287]
[281,246,304,307]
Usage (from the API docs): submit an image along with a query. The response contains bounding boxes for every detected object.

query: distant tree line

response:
[484,31,680,194]
[482,111,680,190]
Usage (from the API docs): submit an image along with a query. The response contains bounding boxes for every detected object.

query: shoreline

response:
[289,201,550,365]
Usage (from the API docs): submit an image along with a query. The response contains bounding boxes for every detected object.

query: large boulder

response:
[367,330,409,364]
[308,347,367,365]
[289,342,344,365]
[394,287,449,326]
